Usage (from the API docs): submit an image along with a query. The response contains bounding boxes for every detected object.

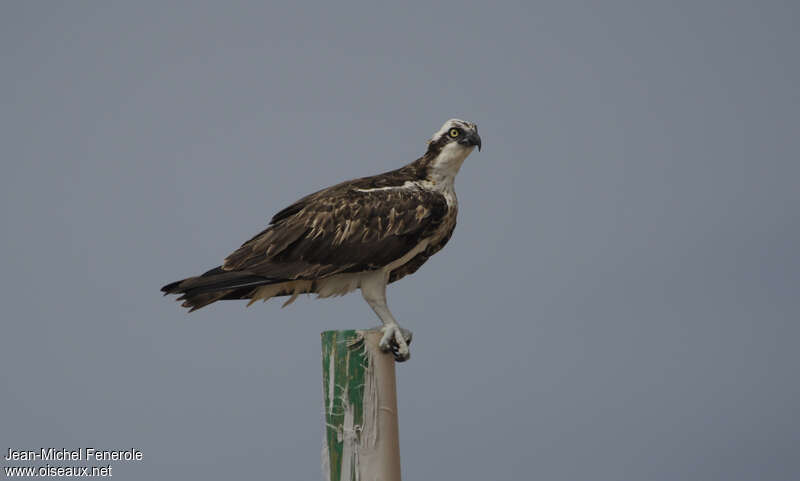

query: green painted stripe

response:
[322,330,370,481]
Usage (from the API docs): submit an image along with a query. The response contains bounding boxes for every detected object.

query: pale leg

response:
[360,270,412,361]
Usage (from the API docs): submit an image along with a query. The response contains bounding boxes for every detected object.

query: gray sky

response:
[1,1,798,480]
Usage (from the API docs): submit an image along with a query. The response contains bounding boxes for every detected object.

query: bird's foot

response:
[379,323,413,362]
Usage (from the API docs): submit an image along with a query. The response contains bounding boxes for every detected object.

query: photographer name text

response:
[5,448,142,462]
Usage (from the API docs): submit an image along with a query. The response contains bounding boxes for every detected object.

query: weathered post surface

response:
[321,329,401,481]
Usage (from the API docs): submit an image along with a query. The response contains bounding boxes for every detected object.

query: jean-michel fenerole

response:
[5,448,143,461]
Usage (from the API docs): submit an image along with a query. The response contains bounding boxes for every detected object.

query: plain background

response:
[2,1,798,480]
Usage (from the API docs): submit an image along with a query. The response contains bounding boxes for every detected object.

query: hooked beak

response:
[460,131,482,151]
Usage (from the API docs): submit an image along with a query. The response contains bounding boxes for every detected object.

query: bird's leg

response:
[360,271,412,362]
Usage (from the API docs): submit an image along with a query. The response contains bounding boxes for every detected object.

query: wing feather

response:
[222,184,448,280]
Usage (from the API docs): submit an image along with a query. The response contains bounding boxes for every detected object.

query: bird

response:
[161,118,481,361]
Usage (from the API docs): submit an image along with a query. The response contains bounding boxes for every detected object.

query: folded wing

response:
[223,185,449,280]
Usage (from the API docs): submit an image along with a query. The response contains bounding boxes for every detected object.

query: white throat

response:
[427,142,474,188]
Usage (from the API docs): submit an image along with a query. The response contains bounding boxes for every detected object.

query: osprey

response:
[161,119,481,361]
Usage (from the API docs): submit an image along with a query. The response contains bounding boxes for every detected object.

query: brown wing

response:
[222,185,449,280]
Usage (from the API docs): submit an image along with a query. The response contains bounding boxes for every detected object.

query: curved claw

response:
[379,324,413,362]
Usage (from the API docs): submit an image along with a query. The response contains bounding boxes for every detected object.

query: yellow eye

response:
[449,128,460,138]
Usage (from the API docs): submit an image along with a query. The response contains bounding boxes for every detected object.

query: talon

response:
[392,348,410,362]
[379,324,412,362]
[391,343,410,362]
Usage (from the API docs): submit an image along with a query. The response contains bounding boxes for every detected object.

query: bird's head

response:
[428,118,482,153]
[423,119,481,185]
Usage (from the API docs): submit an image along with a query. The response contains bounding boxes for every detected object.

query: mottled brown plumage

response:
[162,160,451,310]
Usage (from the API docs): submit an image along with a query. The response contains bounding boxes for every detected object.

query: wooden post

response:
[321,329,402,481]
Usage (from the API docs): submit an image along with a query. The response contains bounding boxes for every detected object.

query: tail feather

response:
[161,266,281,312]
